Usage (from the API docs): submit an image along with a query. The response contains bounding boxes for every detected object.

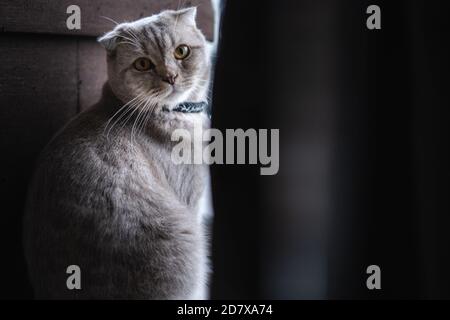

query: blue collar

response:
[171,101,208,114]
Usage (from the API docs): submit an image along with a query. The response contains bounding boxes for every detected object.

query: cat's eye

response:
[174,45,191,60]
[133,58,154,72]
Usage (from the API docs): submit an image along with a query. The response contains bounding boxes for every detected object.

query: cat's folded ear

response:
[172,7,197,26]
[98,30,119,53]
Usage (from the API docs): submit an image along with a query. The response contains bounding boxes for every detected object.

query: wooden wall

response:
[0,0,213,299]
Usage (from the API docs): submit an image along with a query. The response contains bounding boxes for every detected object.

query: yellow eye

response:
[174,45,190,60]
[133,58,154,71]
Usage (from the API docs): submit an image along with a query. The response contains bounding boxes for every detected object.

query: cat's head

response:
[98,7,210,111]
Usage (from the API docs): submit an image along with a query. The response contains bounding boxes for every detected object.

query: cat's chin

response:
[161,92,190,109]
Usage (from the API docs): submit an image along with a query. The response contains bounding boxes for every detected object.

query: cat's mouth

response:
[161,84,184,99]
[151,81,193,107]
[153,85,182,106]
[165,82,182,92]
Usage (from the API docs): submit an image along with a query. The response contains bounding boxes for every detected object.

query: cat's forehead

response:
[129,13,170,29]
[128,10,191,33]
[124,12,201,47]
[98,8,202,54]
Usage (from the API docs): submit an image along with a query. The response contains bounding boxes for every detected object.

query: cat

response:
[23,7,212,299]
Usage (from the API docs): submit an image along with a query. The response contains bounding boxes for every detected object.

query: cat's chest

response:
[163,157,206,207]
[141,143,206,208]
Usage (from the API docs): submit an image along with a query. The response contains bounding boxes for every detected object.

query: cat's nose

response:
[162,73,178,85]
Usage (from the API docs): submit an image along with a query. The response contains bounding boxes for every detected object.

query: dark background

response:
[211,0,450,299]
[1,0,449,299]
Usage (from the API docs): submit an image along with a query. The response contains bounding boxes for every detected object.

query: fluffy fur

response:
[23,8,211,299]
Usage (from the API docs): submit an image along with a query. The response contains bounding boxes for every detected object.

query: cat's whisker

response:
[107,101,142,139]
[186,79,210,84]
[100,15,120,26]
[183,75,206,81]
[125,28,140,42]
[116,41,141,49]
[140,94,162,127]
[185,82,211,95]
[106,89,156,139]
[117,34,139,43]
[133,92,162,141]
[143,101,155,128]
[176,0,183,11]
[183,77,211,86]
[174,0,182,28]
[104,92,147,138]
[104,91,145,122]
[124,29,142,48]
[120,98,147,142]
[116,35,141,50]
[174,0,191,29]
[136,98,155,139]
[131,96,152,143]
[122,89,161,141]
[191,79,211,86]
[189,83,214,101]
[134,103,149,140]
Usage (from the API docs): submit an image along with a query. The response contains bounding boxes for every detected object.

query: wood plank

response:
[0,0,214,40]
[0,33,79,298]
[78,39,108,111]
[0,34,78,149]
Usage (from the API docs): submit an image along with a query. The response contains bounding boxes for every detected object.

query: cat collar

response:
[172,101,208,114]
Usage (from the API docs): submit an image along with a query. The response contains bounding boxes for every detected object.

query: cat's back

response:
[23,107,145,298]
[23,105,203,299]
[24,103,157,230]
[33,105,140,185]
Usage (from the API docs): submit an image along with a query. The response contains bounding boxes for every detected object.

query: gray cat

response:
[23,7,212,299]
